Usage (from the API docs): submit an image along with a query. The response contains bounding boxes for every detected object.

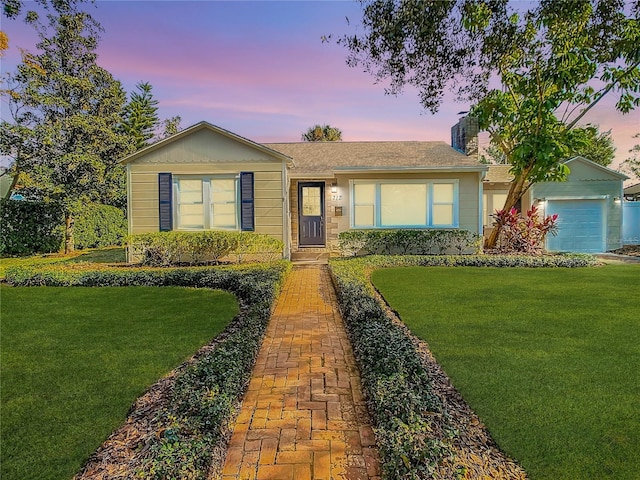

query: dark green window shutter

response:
[158,173,173,231]
[240,172,255,231]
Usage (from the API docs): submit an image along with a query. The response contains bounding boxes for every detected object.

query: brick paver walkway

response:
[221,265,381,480]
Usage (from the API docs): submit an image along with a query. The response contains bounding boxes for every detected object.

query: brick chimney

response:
[451,115,478,157]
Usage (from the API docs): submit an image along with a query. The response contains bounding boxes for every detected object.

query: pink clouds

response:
[1,0,638,178]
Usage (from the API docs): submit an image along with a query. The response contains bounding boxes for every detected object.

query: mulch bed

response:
[611,245,640,257]
[73,339,234,480]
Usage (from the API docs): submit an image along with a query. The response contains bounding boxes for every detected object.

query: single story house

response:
[121,121,487,260]
[121,121,627,258]
[484,157,627,253]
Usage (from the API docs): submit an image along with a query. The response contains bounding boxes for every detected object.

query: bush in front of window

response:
[128,231,284,266]
[338,229,482,257]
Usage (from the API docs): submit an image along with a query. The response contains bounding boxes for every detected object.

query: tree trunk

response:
[485,165,533,250]
[64,213,75,254]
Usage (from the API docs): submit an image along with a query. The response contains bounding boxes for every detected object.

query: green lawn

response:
[372,265,640,480]
[0,285,239,480]
[0,247,126,279]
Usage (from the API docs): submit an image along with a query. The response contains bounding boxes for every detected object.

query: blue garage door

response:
[546,199,605,253]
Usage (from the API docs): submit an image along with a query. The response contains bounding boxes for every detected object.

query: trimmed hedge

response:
[329,258,457,478]
[329,253,596,478]
[0,199,62,255]
[338,229,482,257]
[0,200,128,255]
[6,261,291,480]
[128,231,284,266]
[74,203,127,249]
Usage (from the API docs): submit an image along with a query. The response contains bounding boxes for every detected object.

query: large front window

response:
[174,176,238,230]
[351,180,458,228]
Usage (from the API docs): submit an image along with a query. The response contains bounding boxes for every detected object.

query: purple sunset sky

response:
[1,0,638,178]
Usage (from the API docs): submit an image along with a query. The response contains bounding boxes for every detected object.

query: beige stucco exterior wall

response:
[290,171,483,256]
[126,128,287,241]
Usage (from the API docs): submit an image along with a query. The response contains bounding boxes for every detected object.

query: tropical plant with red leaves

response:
[491,204,558,254]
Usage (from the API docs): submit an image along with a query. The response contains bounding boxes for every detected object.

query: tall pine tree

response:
[120,81,160,150]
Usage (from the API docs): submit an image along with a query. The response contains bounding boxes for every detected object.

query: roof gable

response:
[563,156,628,181]
[120,122,293,165]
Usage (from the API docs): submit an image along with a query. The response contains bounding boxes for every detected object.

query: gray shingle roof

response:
[264,141,485,176]
[484,165,514,183]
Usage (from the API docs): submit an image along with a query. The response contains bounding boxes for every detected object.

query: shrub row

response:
[73,203,128,250]
[328,253,596,478]
[0,200,127,255]
[129,231,284,266]
[6,262,291,479]
[329,259,458,479]
[338,229,482,257]
[0,199,62,255]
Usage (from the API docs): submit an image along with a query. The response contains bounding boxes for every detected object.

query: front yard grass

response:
[372,265,639,480]
[0,247,126,279]
[0,285,239,480]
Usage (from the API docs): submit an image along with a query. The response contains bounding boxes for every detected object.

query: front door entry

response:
[298,182,325,247]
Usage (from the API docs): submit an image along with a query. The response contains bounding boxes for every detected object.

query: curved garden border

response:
[5,262,291,479]
[329,254,595,479]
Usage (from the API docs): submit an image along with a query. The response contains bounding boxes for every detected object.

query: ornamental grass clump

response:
[491,205,558,254]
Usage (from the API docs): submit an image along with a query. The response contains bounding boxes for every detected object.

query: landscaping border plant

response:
[338,229,482,257]
[328,253,595,479]
[128,231,284,266]
[5,261,291,479]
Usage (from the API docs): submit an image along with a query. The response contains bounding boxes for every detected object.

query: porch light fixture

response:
[331,183,338,194]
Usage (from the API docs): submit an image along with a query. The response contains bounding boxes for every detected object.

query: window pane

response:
[211,179,236,203]
[177,179,204,228]
[493,193,508,212]
[483,193,488,226]
[433,204,454,225]
[212,203,237,228]
[211,178,237,229]
[180,216,204,228]
[179,179,203,202]
[354,183,375,203]
[433,183,454,203]
[212,214,237,228]
[179,202,205,228]
[380,184,426,226]
[302,186,322,216]
[354,205,374,227]
[181,204,204,216]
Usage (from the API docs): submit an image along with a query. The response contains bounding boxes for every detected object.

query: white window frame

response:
[349,179,459,229]
[173,175,240,231]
